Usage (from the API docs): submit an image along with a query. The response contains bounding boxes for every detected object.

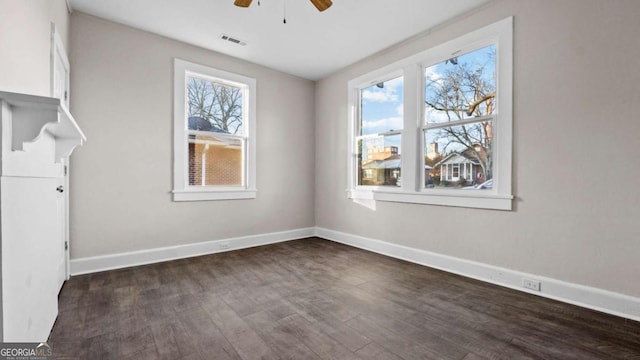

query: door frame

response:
[50,23,71,281]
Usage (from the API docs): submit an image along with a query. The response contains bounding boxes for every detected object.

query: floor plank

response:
[50,238,640,359]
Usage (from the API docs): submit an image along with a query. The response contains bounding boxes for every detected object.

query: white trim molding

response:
[70,228,315,275]
[315,227,640,322]
[70,226,640,322]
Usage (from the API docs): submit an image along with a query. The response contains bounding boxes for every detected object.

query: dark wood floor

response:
[50,238,640,359]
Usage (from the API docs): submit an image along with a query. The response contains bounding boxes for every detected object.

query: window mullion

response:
[400,64,421,192]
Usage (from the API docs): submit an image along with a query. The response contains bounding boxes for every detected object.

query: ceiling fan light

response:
[234,0,253,7]
[310,0,332,12]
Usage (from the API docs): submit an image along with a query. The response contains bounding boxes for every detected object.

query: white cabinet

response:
[0,91,85,342]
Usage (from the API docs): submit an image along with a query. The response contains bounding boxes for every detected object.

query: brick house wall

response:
[188,138,242,186]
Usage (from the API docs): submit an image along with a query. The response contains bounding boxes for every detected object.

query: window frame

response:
[173,59,257,201]
[347,17,513,210]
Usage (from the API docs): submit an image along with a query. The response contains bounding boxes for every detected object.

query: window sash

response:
[422,116,493,189]
[187,129,247,142]
[186,131,246,188]
[423,114,494,131]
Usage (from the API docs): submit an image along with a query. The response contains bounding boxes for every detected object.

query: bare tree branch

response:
[465,93,495,116]
[187,77,243,135]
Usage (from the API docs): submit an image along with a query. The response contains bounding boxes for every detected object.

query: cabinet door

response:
[1,176,60,342]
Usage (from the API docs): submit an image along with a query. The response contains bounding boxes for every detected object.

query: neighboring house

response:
[361,146,400,185]
[361,144,436,186]
[434,152,484,184]
[188,116,242,186]
[362,158,401,185]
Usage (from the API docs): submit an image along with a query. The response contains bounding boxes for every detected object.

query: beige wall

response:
[66,1,640,299]
[315,0,640,298]
[0,0,69,96]
[69,13,315,258]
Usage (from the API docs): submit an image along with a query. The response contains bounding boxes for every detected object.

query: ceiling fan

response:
[234,0,333,12]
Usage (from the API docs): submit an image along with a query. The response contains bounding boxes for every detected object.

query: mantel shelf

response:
[0,91,86,161]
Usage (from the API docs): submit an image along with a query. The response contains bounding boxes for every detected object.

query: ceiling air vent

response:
[219,34,247,46]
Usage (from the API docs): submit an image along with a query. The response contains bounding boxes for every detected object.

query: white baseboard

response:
[70,227,316,275]
[70,226,640,322]
[315,227,640,322]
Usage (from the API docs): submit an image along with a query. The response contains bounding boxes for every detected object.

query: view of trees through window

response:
[186,75,245,186]
[356,45,496,190]
[424,45,496,190]
[348,18,511,209]
[187,76,243,135]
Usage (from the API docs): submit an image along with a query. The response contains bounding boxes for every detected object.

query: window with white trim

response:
[348,17,513,210]
[173,59,256,201]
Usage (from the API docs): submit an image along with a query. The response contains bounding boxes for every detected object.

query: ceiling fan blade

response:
[234,0,253,7]
[310,0,332,12]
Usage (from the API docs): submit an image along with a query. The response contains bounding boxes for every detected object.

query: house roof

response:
[362,158,401,169]
[362,158,432,170]
[188,116,228,133]
[434,152,481,167]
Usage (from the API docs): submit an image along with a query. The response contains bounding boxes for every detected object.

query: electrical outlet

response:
[522,278,541,291]
[219,242,231,250]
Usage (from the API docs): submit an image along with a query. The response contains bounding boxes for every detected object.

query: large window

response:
[424,45,495,190]
[348,18,513,210]
[173,59,256,201]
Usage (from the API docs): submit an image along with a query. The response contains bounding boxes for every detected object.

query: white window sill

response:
[173,188,257,202]
[347,189,513,210]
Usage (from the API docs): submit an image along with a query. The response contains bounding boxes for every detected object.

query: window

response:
[357,75,403,187]
[173,59,256,201]
[348,17,513,210]
[424,45,495,190]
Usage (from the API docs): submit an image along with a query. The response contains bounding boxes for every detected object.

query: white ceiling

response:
[68,0,490,80]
